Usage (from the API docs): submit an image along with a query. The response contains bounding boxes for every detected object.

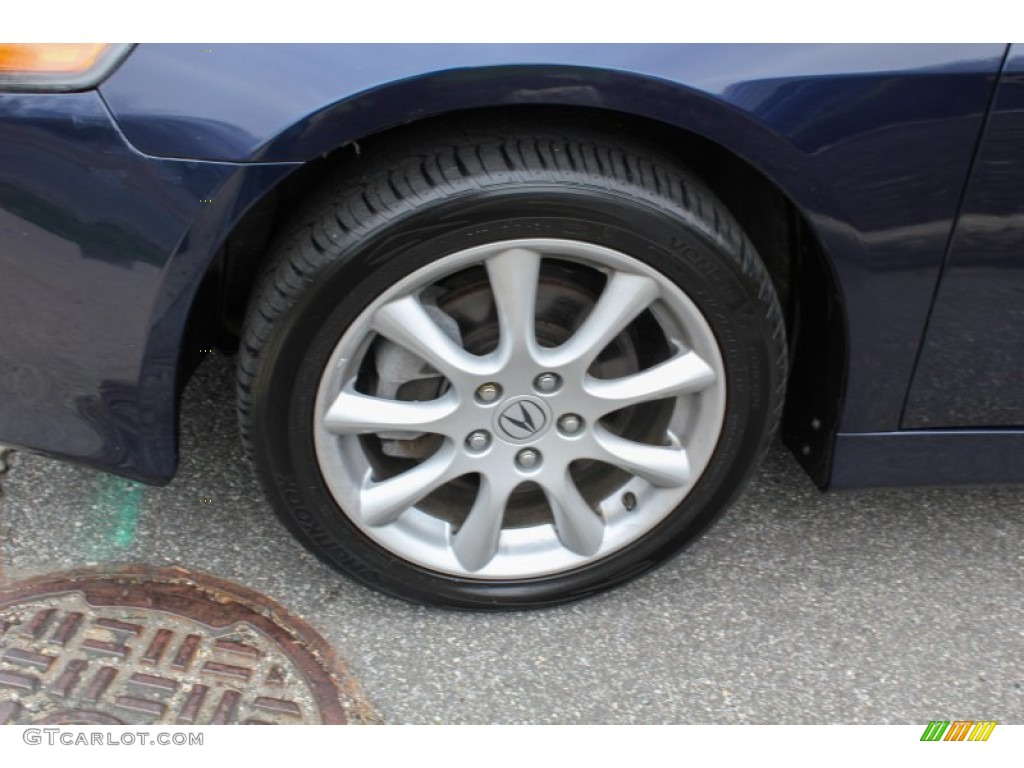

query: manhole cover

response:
[0,566,378,725]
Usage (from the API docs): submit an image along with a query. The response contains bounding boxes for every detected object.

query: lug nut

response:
[558,414,583,435]
[466,431,491,452]
[534,373,561,393]
[476,383,502,403]
[515,448,541,469]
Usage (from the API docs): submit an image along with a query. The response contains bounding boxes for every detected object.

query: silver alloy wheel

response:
[312,238,726,578]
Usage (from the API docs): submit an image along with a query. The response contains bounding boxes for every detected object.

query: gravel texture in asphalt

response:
[1,354,1021,724]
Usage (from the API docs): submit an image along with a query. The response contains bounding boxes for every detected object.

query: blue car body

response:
[1,43,1021,488]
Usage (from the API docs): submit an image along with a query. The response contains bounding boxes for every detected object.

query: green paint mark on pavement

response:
[94,474,144,550]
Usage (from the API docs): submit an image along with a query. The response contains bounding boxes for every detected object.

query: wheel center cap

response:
[493,396,552,444]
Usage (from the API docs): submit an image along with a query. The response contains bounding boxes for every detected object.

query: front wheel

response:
[238,120,786,609]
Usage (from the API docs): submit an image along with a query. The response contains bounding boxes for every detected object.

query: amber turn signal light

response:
[0,44,109,74]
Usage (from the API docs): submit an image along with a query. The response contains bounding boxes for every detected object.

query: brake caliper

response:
[375,291,462,460]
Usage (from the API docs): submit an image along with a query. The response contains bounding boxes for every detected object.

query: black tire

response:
[238,118,787,610]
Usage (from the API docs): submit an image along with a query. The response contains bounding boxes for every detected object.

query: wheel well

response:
[182,105,846,487]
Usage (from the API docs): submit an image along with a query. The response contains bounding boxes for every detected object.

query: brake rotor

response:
[0,566,379,725]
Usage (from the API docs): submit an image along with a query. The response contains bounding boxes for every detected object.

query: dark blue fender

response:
[826,43,1024,490]
[1,44,1018,485]
[904,44,1024,429]
[0,91,297,480]
[97,43,1008,438]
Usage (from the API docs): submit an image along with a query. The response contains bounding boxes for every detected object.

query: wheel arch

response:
[175,75,848,486]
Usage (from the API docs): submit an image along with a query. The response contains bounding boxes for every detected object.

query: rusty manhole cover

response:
[0,567,378,725]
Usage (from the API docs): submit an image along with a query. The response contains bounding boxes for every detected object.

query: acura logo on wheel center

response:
[497,398,549,441]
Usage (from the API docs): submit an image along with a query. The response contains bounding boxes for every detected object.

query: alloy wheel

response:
[312,238,726,578]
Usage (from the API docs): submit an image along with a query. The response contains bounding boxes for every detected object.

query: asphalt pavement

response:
[1,353,1021,724]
